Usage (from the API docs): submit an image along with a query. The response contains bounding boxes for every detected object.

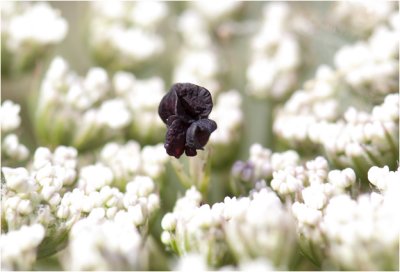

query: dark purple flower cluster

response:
[158,83,217,158]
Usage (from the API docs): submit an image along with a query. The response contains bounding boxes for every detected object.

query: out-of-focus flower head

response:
[1,2,68,75]
[0,224,45,270]
[88,1,167,71]
[113,71,166,144]
[209,90,243,168]
[161,186,297,268]
[309,93,399,174]
[334,12,399,100]
[35,57,132,151]
[61,216,145,270]
[1,100,29,163]
[332,1,397,37]
[246,2,308,101]
[320,191,399,270]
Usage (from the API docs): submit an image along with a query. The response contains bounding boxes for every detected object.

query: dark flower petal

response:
[158,89,177,124]
[185,147,197,157]
[186,119,217,150]
[174,83,213,119]
[165,117,189,158]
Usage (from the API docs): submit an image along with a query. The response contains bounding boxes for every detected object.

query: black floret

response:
[158,83,217,158]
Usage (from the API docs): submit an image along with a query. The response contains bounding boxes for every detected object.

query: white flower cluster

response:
[174,253,276,271]
[89,1,167,69]
[321,190,399,270]
[1,2,67,52]
[274,65,340,146]
[246,3,306,100]
[2,146,78,231]
[0,224,45,271]
[224,188,297,267]
[291,167,356,243]
[113,71,166,143]
[174,9,221,96]
[61,215,144,270]
[58,171,160,229]
[368,165,400,193]
[290,164,399,270]
[189,1,242,24]
[100,141,169,186]
[332,1,397,36]
[231,143,300,189]
[161,186,296,268]
[309,93,399,172]
[1,100,29,162]
[334,12,399,97]
[36,57,132,150]
[208,90,243,166]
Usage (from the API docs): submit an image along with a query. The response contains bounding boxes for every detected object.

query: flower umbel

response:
[158,83,217,158]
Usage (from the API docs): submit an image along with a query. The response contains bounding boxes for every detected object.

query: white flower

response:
[1,224,45,270]
[368,165,400,192]
[100,141,141,182]
[333,1,396,35]
[2,134,29,161]
[78,164,114,193]
[321,192,399,270]
[130,1,168,28]
[140,144,169,179]
[97,99,131,129]
[111,27,164,62]
[209,90,243,145]
[63,217,142,270]
[1,100,21,133]
[225,188,297,267]
[5,2,67,51]
[161,213,177,231]
[173,49,220,95]
[191,1,241,22]
[174,253,208,272]
[2,167,35,193]
[177,10,211,49]
[328,168,356,189]
[246,2,303,100]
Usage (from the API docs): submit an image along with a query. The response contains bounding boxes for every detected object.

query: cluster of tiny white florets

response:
[61,215,143,271]
[332,1,397,37]
[274,65,341,146]
[274,59,398,172]
[58,171,160,229]
[99,141,169,185]
[224,188,297,268]
[174,253,276,271]
[36,56,132,150]
[161,186,296,268]
[2,146,78,231]
[291,166,356,243]
[208,90,243,166]
[88,1,167,69]
[231,143,300,186]
[334,12,399,97]
[0,224,45,271]
[112,71,166,143]
[189,1,241,25]
[36,56,173,150]
[1,100,29,162]
[209,90,243,146]
[321,189,399,270]
[246,2,309,100]
[309,93,399,171]
[174,10,221,96]
[1,2,67,53]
